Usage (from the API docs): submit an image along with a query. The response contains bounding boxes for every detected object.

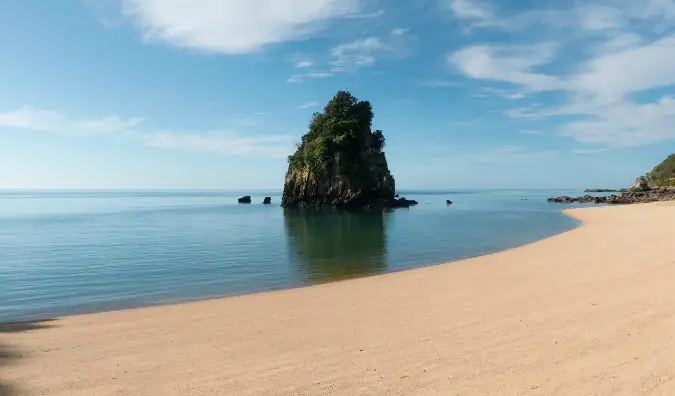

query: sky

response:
[1,0,675,189]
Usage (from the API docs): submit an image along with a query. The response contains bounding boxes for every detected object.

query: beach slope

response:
[2,203,675,395]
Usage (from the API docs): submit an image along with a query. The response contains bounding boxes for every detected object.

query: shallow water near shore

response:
[0,189,588,323]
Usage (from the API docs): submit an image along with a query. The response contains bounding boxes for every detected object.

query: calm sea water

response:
[0,189,589,323]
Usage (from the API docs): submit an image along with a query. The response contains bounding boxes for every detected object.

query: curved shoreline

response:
[3,203,675,395]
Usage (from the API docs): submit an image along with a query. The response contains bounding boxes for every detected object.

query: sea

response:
[0,189,594,323]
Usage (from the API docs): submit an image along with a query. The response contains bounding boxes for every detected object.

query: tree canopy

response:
[288,91,386,172]
[647,154,675,187]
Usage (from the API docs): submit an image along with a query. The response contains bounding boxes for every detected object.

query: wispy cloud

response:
[145,131,293,157]
[482,87,525,99]
[297,101,318,109]
[434,145,557,164]
[519,130,543,135]
[391,27,410,36]
[330,37,385,71]
[444,0,641,34]
[572,148,610,155]
[286,71,334,83]
[295,60,314,68]
[449,43,561,92]
[344,9,385,19]
[122,0,364,54]
[421,79,461,88]
[285,28,414,83]
[0,107,143,135]
[447,0,675,148]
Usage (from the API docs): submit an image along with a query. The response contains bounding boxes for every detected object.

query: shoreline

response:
[3,203,675,395]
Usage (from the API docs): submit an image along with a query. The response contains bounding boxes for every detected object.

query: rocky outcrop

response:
[282,151,396,208]
[547,195,630,204]
[548,188,675,205]
[632,176,651,191]
[584,189,620,193]
[282,91,405,209]
[263,197,272,205]
[238,196,252,204]
[548,154,675,205]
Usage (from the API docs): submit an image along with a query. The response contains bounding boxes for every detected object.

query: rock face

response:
[238,196,252,204]
[263,197,272,204]
[282,91,404,209]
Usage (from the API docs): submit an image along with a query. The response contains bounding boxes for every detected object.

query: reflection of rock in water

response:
[284,209,388,283]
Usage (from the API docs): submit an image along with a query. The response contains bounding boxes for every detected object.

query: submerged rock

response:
[282,91,402,209]
[238,196,252,204]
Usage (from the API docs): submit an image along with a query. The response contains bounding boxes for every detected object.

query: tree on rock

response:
[282,91,397,208]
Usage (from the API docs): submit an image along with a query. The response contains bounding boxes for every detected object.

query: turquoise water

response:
[0,189,586,323]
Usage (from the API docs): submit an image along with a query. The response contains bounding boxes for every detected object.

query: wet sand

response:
[2,203,675,395]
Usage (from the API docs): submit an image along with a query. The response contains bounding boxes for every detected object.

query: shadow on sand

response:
[0,320,55,396]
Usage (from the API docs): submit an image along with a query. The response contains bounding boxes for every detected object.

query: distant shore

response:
[3,202,675,395]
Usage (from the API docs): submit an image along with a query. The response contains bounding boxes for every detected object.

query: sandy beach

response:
[2,203,675,396]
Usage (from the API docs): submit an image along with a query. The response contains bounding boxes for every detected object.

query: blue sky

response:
[1,0,674,189]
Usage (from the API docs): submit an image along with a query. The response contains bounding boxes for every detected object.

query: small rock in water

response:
[262,197,272,204]
[446,200,453,205]
[238,196,252,204]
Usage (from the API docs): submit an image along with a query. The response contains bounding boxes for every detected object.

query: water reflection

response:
[284,208,388,283]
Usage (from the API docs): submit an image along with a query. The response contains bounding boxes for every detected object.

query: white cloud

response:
[571,35,675,104]
[285,28,413,82]
[286,71,334,83]
[446,0,498,28]
[0,107,142,136]
[295,60,314,68]
[576,4,626,31]
[391,27,410,36]
[447,0,675,148]
[481,87,525,99]
[449,44,562,92]
[344,9,385,19]
[330,37,385,70]
[499,36,675,147]
[297,101,318,109]
[146,131,293,157]
[122,0,363,53]
[595,33,643,52]
[286,74,304,83]
[445,0,675,34]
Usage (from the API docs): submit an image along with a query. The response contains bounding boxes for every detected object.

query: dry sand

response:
[2,203,675,396]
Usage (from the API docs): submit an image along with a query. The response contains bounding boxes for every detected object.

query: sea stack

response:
[282,91,409,209]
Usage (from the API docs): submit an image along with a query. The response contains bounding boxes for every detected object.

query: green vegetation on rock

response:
[282,91,396,208]
[646,154,675,187]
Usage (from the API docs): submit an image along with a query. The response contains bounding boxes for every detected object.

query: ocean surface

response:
[0,189,591,323]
